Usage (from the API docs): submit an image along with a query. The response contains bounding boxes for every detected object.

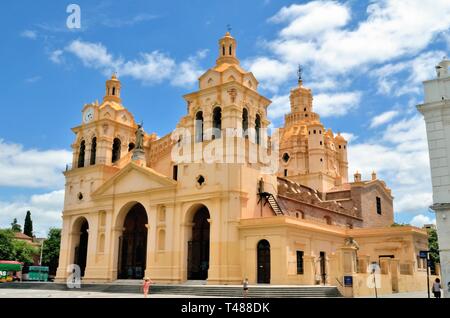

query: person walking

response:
[432,278,442,298]
[142,277,153,298]
[243,277,249,298]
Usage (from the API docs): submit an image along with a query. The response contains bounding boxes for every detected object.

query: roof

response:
[14,232,33,241]
[277,177,361,219]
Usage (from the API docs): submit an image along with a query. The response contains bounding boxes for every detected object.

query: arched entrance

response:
[118,203,148,279]
[187,206,210,280]
[73,218,89,277]
[257,239,270,284]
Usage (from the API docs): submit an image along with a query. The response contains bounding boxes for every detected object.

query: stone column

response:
[145,205,158,280]
[303,255,316,285]
[109,226,124,281]
[55,217,75,282]
[431,204,450,298]
[336,246,357,297]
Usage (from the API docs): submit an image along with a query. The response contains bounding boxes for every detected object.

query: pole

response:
[426,252,430,299]
[39,239,44,266]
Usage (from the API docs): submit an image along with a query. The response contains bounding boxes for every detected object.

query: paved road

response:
[0,289,211,298]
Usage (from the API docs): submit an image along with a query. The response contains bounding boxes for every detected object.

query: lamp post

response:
[39,239,45,266]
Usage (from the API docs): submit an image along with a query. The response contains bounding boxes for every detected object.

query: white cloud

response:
[64,39,205,87]
[269,1,350,39]
[120,51,176,84]
[348,115,432,214]
[66,40,120,73]
[396,194,433,214]
[268,1,450,74]
[49,50,64,64]
[170,50,208,88]
[0,190,64,237]
[373,51,445,96]
[267,94,290,121]
[340,132,357,143]
[370,110,399,128]
[101,13,158,28]
[243,57,295,93]
[0,139,71,189]
[410,214,436,228]
[25,76,42,84]
[314,91,362,117]
[20,30,37,39]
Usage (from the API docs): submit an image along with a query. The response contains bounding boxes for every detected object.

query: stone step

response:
[0,282,342,298]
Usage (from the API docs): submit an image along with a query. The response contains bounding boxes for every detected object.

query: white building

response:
[417,58,450,298]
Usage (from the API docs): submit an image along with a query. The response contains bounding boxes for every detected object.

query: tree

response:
[24,211,33,237]
[0,229,38,263]
[11,239,38,264]
[0,229,15,260]
[427,227,440,264]
[391,222,409,227]
[11,218,22,232]
[42,228,61,275]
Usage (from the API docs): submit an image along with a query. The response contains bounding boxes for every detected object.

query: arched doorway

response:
[118,203,148,279]
[73,218,89,277]
[187,206,210,280]
[257,239,270,284]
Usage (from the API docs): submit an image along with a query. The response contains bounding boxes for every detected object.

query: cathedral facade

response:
[56,32,432,296]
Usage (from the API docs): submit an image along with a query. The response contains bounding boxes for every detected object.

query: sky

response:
[1,0,449,237]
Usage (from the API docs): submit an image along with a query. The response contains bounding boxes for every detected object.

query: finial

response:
[227,24,232,33]
[297,65,303,84]
[371,171,377,180]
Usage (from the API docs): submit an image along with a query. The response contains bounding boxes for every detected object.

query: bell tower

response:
[104,73,122,103]
[216,32,239,65]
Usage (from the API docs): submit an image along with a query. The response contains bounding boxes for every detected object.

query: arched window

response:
[195,111,204,143]
[242,108,248,138]
[222,45,225,56]
[90,137,97,165]
[255,114,261,145]
[112,87,116,96]
[229,45,232,55]
[128,142,135,152]
[112,138,121,163]
[212,107,222,140]
[78,140,85,168]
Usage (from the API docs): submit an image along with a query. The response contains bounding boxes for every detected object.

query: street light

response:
[39,239,45,266]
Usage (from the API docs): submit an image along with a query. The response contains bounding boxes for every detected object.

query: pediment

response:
[92,162,177,197]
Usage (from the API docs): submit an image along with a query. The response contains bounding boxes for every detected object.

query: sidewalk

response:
[357,291,432,298]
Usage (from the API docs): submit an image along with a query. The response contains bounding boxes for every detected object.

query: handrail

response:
[335,277,343,287]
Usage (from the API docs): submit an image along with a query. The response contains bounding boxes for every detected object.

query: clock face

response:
[84,108,94,123]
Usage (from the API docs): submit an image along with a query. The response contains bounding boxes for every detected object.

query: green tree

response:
[11,239,38,264]
[11,218,22,232]
[42,228,61,275]
[24,211,33,237]
[0,229,15,260]
[427,227,440,264]
[391,222,410,227]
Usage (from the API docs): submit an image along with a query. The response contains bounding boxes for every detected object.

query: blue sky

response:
[1,0,450,236]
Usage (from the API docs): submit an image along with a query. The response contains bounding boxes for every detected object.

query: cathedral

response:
[56,32,433,296]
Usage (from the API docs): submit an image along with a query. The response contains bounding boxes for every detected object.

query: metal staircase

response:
[266,193,283,215]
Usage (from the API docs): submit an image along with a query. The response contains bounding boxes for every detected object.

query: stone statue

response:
[136,123,145,150]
